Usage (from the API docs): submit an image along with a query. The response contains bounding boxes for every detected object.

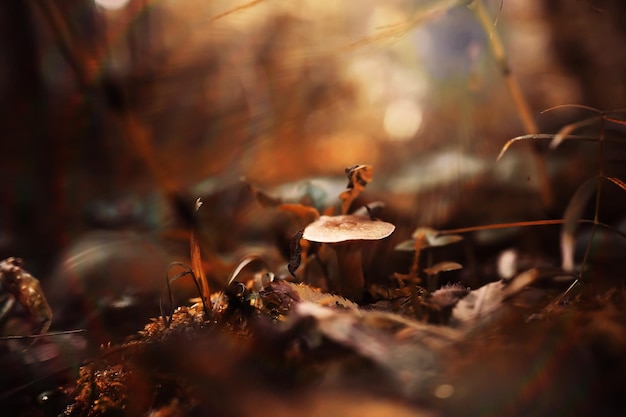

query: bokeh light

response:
[383,98,423,141]
[94,0,131,11]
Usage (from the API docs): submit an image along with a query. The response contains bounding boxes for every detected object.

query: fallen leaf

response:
[451,269,540,326]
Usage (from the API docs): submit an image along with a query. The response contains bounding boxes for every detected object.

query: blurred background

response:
[1,0,626,338]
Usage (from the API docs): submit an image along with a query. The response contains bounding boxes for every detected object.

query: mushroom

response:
[302,214,395,301]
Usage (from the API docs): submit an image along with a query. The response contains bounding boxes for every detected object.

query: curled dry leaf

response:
[339,165,373,215]
[451,269,541,326]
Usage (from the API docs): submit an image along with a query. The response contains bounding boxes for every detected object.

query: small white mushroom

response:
[303,215,395,301]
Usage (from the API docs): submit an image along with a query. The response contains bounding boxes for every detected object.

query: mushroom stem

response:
[333,243,365,302]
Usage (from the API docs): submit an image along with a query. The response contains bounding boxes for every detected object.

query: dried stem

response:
[439,218,626,241]
[470,0,553,207]
[409,232,427,319]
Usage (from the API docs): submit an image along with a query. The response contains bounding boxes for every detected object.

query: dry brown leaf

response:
[339,165,373,214]
[451,269,540,326]
[292,302,460,394]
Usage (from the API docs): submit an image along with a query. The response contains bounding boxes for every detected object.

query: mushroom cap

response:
[302,215,395,243]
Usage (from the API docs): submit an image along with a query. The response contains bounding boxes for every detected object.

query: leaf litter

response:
[25,145,625,417]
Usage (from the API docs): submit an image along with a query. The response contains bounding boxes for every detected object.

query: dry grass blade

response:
[212,255,269,316]
[439,219,626,242]
[469,0,557,206]
[161,262,201,327]
[0,329,86,341]
[347,0,470,49]
[605,176,626,192]
[541,103,603,114]
[550,116,603,149]
[561,177,598,271]
[496,134,600,161]
[470,0,536,135]
[605,116,626,128]
[497,134,544,161]
[441,219,564,235]
[226,255,268,288]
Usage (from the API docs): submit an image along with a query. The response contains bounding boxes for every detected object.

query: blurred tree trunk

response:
[0,0,113,272]
[0,0,58,271]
